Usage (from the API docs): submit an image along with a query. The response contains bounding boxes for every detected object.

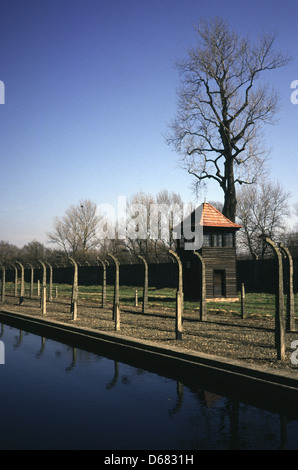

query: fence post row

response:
[0,250,295,359]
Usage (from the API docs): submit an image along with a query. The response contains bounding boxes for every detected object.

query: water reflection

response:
[0,322,297,450]
[107,361,119,390]
[169,382,184,417]
[36,337,46,358]
[13,329,23,348]
[66,347,77,372]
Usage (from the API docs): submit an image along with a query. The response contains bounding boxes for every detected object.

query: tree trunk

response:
[222,153,237,222]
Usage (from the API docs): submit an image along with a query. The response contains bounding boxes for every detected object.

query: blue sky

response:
[1,0,298,246]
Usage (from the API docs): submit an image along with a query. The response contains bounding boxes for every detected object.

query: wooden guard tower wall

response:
[175,203,241,300]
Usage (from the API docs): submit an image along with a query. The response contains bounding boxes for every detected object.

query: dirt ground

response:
[1,294,298,378]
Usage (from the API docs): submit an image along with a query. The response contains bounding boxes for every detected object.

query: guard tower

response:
[175,202,241,300]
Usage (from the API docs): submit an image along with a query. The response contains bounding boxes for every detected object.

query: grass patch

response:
[4,282,298,318]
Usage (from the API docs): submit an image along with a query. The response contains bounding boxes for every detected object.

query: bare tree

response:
[124,190,186,261]
[237,181,291,258]
[47,199,101,260]
[0,241,19,265]
[155,189,185,251]
[208,200,223,212]
[125,191,157,261]
[283,203,298,257]
[167,17,290,222]
[20,240,52,264]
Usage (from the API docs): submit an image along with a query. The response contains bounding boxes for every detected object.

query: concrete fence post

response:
[39,260,47,315]
[279,243,295,332]
[46,262,53,302]
[13,264,18,297]
[68,257,78,320]
[97,258,107,308]
[168,250,183,340]
[16,261,25,304]
[135,289,138,307]
[137,255,148,314]
[193,251,207,321]
[241,283,245,319]
[27,264,34,298]
[1,265,5,304]
[263,237,286,361]
[107,253,120,322]
[115,302,120,331]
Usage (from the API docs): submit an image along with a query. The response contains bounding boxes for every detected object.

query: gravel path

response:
[2,295,298,377]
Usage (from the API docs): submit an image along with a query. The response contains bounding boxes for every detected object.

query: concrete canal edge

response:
[1,309,298,416]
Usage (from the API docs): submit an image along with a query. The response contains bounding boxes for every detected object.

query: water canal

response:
[0,320,298,450]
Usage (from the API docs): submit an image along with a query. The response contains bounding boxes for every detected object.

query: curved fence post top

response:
[107,253,119,266]
[96,257,108,267]
[263,237,281,257]
[168,250,183,293]
[168,249,181,263]
[279,243,293,260]
[38,259,46,269]
[258,236,283,262]
[137,255,148,266]
[192,250,205,264]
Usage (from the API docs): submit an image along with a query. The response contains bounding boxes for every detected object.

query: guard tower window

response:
[223,232,234,247]
[203,233,211,247]
[213,233,222,247]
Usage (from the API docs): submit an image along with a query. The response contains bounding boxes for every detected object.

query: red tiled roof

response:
[201,203,242,229]
[172,202,242,232]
